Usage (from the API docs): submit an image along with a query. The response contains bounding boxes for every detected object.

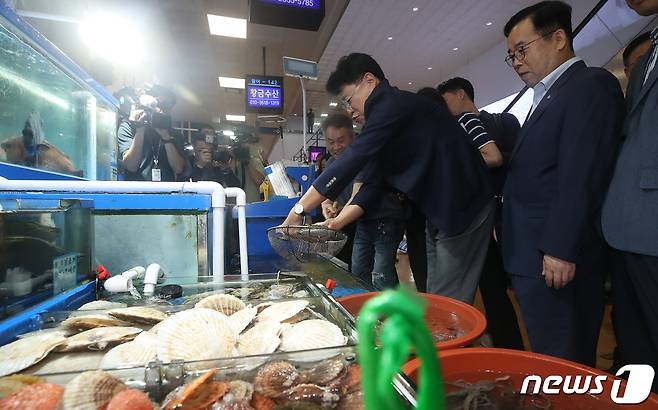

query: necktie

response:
[642,28,658,86]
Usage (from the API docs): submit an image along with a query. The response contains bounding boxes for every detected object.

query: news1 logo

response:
[520,365,655,404]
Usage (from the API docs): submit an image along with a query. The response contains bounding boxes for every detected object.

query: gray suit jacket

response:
[602,49,658,256]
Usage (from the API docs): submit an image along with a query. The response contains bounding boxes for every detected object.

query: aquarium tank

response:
[0,11,118,180]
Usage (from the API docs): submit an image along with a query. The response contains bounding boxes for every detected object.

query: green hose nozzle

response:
[357,288,445,410]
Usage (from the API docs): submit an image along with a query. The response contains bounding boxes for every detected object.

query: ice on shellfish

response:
[57,326,142,352]
[61,370,127,410]
[237,321,282,357]
[256,300,309,323]
[108,306,168,325]
[279,319,347,352]
[195,294,245,315]
[0,333,67,377]
[156,308,236,364]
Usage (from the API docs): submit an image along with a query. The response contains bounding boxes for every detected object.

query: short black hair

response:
[504,1,574,50]
[326,53,386,95]
[321,113,354,134]
[623,32,652,67]
[416,87,447,108]
[436,77,475,102]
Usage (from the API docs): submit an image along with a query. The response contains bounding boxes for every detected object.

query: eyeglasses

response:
[505,30,557,67]
[341,78,364,110]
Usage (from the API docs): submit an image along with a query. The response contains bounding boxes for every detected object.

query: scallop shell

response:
[108,306,168,325]
[298,359,346,385]
[156,308,236,364]
[252,361,299,398]
[195,294,246,315]
[106,389,153,410]
[148,319,165,334]
[78,301,127,311]
[61,370,128,410]
[163,369,229,410]
[0,333,67,377]
[16,328,74,340]
[228,307,257,335]
[57,326,142,352]
[26,351,103,375]
[227,380,254,402]
[257,300,309,323]
[0,375,43,399]
[280,320,347,352]
[61,314,130,331]
[237,321,281,357]
[100,340,156,369]
[250,393,275,410]
[281,383,340,407]
[337,390,364,410]
[0,382,63,410]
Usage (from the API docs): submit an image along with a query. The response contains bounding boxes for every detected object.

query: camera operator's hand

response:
[129,109,146,126]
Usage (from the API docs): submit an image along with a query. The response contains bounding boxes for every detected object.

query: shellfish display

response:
[194,294,246,315]
[257,299,309,323]
[280,320,348,352]
[60,370,128,410]
[60,314,130,331]
[0,334,67,377]
[56,327,142,352]
[0,382,64,410]
[77,301,127,311]
[156,308,236,364]
[237,321,282,357]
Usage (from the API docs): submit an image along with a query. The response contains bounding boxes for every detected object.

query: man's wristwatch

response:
[293,203,306,216]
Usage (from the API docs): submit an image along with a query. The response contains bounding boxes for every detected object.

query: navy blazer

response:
[313,80,491,237]
[502,61,626,277]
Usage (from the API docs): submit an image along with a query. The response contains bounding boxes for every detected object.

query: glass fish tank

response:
[0,198,93,326]
[0,11,118,180]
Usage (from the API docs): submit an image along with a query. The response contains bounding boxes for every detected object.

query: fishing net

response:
[267,225,348,263]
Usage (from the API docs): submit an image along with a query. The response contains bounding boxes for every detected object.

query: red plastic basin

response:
[337,292,487,350]
[403,347,658,409]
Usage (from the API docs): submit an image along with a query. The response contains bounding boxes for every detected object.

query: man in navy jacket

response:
[283,54,493,298]
[502,1,625,365]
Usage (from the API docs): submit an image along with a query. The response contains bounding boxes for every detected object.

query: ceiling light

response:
[207,14,247,39]
[226,114,246,122]
[387,36,393,40]
[218,76,245,89]
[80,13,143,65]
[321,113,328,117]
[452,47,459,51]
[329,102,338,107]
[412,7,419,12]
[427,67,432,70]
[486,22,493,26]
[222,130,235,136]
[408,82,413,85]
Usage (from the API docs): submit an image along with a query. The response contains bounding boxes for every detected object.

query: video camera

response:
[136,94,172,130]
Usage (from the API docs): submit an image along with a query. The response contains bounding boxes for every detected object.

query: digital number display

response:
[246,76,284,113]
[259,0,320,10]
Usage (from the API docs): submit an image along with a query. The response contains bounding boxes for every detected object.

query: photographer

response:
[190,131,240,187]
[118,85,186,181]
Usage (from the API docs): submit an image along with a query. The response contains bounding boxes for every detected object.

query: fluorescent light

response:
[486,22,493,26]
[80,13,143,65]
[320,113,328,117]
[218,76,245,89]
[387,36,393,40]
[412,7,419,11]
[408,82,413,85]
[207,14,247,39]
[222,130,235,136]
[427,67,433,70]
[329,102,338,107]
[452,47,459,51]
[226,114,246,122]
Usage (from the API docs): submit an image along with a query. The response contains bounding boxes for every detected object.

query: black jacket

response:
[313,80,491,236]
[502,61,626,276]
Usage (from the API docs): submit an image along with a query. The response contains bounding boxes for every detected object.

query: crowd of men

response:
[283,0,658,391]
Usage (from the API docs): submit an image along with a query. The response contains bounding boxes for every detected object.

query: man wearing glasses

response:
[283,53,494,303]
[502,1,625,365]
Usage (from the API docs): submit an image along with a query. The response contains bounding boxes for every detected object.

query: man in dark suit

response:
[282,54,494,300]
[502,1,626,366]
[602,0,658,390]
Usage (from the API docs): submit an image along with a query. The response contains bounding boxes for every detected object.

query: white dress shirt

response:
[528,56,582,118]
[643,26,658,86]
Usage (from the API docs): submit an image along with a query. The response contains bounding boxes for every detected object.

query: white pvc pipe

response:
[0,180,227,279]
[225,187,248,281]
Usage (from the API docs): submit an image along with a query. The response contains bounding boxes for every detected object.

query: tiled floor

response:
[396,253,617,371]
